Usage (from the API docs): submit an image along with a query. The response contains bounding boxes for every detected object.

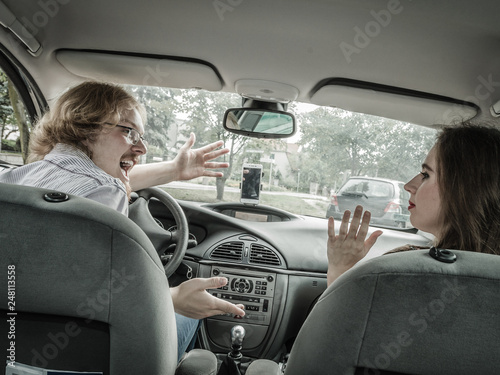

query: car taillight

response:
[330,194,338,206]
[385,201,401,213]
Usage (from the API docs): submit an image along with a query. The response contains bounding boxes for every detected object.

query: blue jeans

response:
[176,313,201,362]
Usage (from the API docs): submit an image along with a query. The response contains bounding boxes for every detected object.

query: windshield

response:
[126,85,436,229]
[0,78,437,230]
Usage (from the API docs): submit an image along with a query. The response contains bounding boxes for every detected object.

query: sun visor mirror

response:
[223,99,296,138]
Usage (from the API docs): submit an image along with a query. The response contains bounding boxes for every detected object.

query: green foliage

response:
[125,85,177,161]
[0,71,17,142]
[1,139,18,152]
[295,106,436,191]
[176,89,248,199]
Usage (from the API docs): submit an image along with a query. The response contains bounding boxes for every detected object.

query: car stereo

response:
[208,266,276,325]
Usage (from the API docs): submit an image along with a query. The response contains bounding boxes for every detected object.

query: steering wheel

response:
[128,187,189,277]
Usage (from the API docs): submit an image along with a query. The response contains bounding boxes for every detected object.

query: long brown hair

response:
[434,124,500,255]
[28,81,146,162]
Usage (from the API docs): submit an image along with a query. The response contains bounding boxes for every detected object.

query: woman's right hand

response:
[327,205,383,286]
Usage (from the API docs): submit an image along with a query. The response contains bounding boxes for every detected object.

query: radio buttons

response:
[209,266,276,326]
[231,278,253,293]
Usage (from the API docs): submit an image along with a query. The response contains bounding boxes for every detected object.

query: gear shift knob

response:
[229,325,245,359]
[231,325,246,346]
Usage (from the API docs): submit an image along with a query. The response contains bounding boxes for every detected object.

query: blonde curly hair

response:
[28,81,146,162]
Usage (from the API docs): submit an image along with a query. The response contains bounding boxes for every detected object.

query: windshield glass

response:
[125,85,436,229]
[0,78,437,230]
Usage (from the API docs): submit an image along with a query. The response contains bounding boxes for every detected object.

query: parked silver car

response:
[326,177,411,228]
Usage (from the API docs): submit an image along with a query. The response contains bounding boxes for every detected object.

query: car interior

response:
[1,1,500,374]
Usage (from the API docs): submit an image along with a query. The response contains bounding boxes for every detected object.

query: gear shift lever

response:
[229,325,245,360]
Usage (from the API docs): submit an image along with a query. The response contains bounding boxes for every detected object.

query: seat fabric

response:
[284,249,500,375]
[0,182,178,374]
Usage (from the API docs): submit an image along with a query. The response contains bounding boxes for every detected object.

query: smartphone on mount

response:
[240,163,262,205]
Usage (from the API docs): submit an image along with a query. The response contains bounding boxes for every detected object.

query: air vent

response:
[210,242,244,261]
[249,244,281,266]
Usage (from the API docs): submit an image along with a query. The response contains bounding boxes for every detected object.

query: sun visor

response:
[310,81,478,126]
[56,50,223,91]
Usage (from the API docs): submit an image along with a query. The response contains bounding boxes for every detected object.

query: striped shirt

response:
[0,143,129,215]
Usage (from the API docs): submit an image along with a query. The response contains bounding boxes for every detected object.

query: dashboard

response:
[147,197,432,360]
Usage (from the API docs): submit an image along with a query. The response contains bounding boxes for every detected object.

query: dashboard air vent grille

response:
[249,244,281,266]
[211,241,244,261]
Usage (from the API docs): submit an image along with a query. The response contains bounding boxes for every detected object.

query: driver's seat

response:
[0,182,215,375]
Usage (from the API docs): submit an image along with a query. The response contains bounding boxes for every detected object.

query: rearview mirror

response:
[223,108,296,138]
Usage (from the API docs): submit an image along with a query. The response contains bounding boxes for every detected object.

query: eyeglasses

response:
[111,124,148,147]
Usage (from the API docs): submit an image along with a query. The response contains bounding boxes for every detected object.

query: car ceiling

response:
[2,0,500,127]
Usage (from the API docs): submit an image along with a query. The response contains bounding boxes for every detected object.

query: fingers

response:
[348,206,363,238]
[326,206,383,286]
[217,300,246,317]
[203,147,229,161]
[338,210,350,238]
[366,230,383,248]
[180,132,196,151]
[186,276,228,291]
[202,171,224,178]
[327,216,335,240]
[173,278,246,319]
[340,206,371,240]
[198,140,226,155]
[206,277,229,289]
[327,205,382,254]
[203,278,246,317]
[355,209,371,241]
[203,161,229,170]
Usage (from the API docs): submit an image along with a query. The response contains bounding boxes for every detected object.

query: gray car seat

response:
[283,247,500,374]
[0,182,216,375]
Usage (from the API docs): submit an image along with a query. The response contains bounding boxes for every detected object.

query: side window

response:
[0,67,32,166]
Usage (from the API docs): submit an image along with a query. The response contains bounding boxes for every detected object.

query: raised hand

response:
[327,205,383,286]
[174,133,229,180]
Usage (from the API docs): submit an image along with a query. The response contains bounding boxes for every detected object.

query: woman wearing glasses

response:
[11,81,228,214]
[0,81,245,362]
